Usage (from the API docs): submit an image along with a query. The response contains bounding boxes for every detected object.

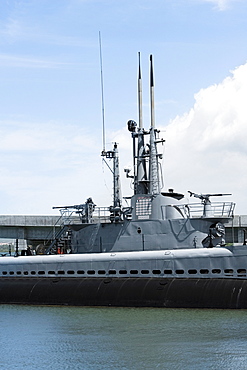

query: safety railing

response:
[177,202,235,219]
[59,206,112,225]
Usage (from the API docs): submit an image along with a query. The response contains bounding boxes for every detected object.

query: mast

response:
[136,52,148,194]
[138,52,143,129]
[102,144,122,211]
[112,143,121,208]
[149,55,160,195]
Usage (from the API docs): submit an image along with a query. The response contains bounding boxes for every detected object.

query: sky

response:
[1,0,247,215]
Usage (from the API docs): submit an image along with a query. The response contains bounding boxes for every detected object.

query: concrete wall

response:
[0,215,61,240]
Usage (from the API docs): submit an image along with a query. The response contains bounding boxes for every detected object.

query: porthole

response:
[87,270,95,275]
[31,271,36,275]
[130,270,138,274]
[141,270,149,274]
[67,270,75,275]
[152,270,161,275]
[212,269,221,274]
[237,269,246,274]
[200,269,209,274]
[119,270,127,274]
[224,269,233,274]
[58,270,65,275]
[109,270,116,274]
[38,271,45,275]
[176,269,184,274]
[2,271,7,275]
[77,270,85,274]
[188,269,197,274]
[9,271,14,275]
[23,271,28,275]
[48,271,55,275]
[164,269,172,274]
[16,271,21,275]
[98,270,105,275]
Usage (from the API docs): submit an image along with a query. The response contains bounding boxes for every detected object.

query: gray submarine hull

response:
[0,277,246,309]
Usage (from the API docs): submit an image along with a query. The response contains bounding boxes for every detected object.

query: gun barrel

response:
[52,205,83,210]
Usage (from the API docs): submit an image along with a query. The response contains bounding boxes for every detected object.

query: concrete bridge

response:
[0,215,61,248]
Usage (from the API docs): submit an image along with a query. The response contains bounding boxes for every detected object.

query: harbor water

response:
[0,305,246,369]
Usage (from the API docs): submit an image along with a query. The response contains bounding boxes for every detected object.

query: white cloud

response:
[161,62,247,214]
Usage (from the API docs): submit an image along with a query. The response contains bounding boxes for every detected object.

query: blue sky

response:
[1,0,247,215]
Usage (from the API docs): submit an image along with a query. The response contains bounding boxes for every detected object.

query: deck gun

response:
[53,198,96,223]
[188,191,231,218]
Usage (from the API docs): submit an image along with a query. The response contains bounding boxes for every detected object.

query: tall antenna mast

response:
[149,54,160,195]
[136,52,147,194]
[99,31,106,153]
[138,52,143,128]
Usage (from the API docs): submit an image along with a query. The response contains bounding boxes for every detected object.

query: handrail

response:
[176,202,235,219]
[43,215,65,246]
[59,206,112,225]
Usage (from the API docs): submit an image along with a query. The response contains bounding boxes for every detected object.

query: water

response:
[0,305,246,370]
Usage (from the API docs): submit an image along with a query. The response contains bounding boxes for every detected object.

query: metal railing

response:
[177,202,235,219]
[59,206,112,225]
